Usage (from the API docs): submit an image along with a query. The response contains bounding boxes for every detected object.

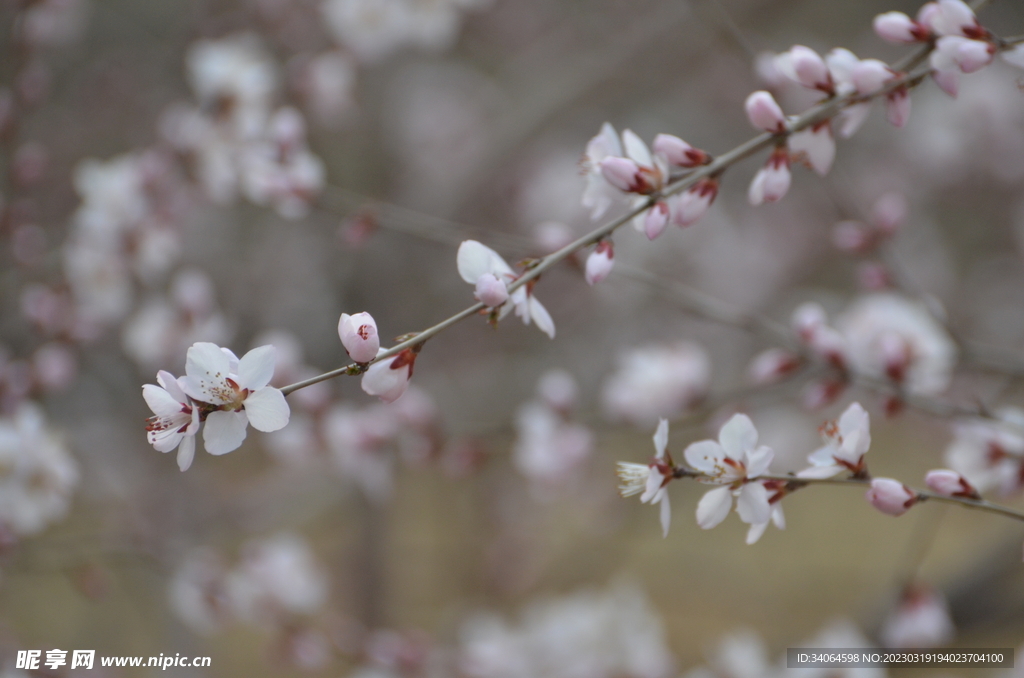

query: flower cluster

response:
[143,342,290,470]
[162,34,325,218]
[581,123,715,238]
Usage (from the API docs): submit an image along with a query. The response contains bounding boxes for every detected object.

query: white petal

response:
[361,359,410,403]
[177,435,196,471]
[788,125,835,176]
[745,445,775,478]
[719,413,758,458]
[746,521,769,545]
[640,469,665,504]
[808,442,839,466]
[736,483,771,524]
[797,464,844,479]
[237,345,277,390]
[653,418,669,459]
[696,486,733,529]
[244,387,290,432]
[837,103,872,138]
[149,427,183,453]
[622,129,653,167]
[203,410,249,455]
[684,439,726,474]
[157,370,188,402]
[528,296,556,339]
[659,493,671,538]
[839,401,869,433]
[771,504,786,529]
[183,342,232,403]
[143,384,184,418]
[456,240,512,284]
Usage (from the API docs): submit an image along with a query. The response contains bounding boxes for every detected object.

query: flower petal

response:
[143,384,184,418]
[622,129,653,167]
[684,439,726,474]
[183,342,232,403]
[659,493,671,538]
[177,435,196,472]
[746,520,769,545]
[457,240,512,284]
[797,464,844,479]
[736,483,771,525]
[696,486,733,529]
[653,418,669,459]
[244,387,290,432]
[237,345,277,390]
[719,413,757,458]
[203,410,249,455]
[157,370,188,402]
[529,296,556,339]
[745,445,775,478]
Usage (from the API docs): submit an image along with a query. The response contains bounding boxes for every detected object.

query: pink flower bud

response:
[851,59,893,95]
[789,45,831,92]
[643,202,670,241]
[866,478,917,516]
[652,134,708,168]
[748,149,791,205]
[670,178,718,227]
[744,91,786,133]
[873,12,924,43]
[930,0,981,38]
[924,469,979,498]
[474,273,509,307]
[939,36,994,73]
[361,350,415,403]
[600,156,651,194]
[339,312,380,363]
[916,2,941,31]
[585,241,615,286]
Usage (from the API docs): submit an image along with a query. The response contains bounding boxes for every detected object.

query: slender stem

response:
[752,473,1024,522]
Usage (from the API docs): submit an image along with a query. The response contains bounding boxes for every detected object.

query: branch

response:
[281,31,1016,399]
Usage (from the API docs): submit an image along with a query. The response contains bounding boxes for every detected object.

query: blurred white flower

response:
[0,404,79,536]
[225,533,329,624]
[836,293,957,396]
[881,585,955,648]
[945,407,1024,495]
[459,582,675,678]
[601,342,709,426]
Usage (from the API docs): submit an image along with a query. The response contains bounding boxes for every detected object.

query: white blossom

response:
[457,240,555,338]
[178,342,291,456]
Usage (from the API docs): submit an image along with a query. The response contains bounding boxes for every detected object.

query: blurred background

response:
[1,0,1024,675]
